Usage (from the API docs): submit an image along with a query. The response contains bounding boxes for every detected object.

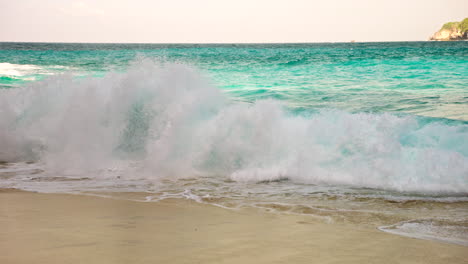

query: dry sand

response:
[0,189,466,264]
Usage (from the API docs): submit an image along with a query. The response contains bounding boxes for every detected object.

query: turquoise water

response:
[1,42,467,245]
[1,42,467,120]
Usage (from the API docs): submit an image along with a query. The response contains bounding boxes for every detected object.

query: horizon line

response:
[0,40,439,45]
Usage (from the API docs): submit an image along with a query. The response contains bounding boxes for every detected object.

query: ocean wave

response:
[0,62,70,84]
[0,59,467,194]
[0,62,42,77]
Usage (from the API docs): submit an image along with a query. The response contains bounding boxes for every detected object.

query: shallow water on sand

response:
[1,161,467,246]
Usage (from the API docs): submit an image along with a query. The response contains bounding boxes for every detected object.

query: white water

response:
[0,63,41,77]
[0,60,467,194]
[379,219,468,246]
[0,62,70,84]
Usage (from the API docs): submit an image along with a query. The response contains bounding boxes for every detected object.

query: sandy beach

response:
[0,189,466,264]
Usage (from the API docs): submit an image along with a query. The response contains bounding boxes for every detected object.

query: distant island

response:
[430,18,468,41]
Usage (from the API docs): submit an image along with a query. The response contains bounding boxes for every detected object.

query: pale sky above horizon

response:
[1,0,467,43]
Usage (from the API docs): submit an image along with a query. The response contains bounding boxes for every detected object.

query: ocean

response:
[0,42,467,245]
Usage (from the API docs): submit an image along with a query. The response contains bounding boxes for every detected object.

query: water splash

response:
[0,60,467,194]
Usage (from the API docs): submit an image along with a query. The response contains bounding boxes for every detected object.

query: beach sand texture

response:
[1,189,466,264]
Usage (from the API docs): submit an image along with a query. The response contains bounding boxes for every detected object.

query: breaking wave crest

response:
[0,60,467,194]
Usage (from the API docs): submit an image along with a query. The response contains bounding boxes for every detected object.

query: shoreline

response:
[1,189,467,263]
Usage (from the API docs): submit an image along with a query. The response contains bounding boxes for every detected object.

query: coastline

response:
[1,189,467,264]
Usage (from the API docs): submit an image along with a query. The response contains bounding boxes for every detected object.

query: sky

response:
[1,0,467,43]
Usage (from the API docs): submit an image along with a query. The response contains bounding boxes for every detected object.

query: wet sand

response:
[0,189,466,264]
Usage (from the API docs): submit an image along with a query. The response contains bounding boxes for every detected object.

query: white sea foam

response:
[0,59,467,194]
[0,63,41,77]
[0,62,70,83]
[379,219,468,246]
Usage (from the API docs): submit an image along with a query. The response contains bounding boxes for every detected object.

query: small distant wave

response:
[277,57,309,66]
[0,63,41,77]
[0,62,70,85]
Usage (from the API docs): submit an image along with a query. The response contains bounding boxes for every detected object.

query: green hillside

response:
[431,17,468,41]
